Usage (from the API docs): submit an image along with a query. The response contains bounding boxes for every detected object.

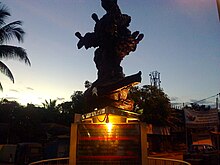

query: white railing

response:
[29,157,69,165]
[29,157,191,165]
[148,157,191,165]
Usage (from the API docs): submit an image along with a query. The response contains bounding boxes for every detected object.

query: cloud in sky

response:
[10,89,19,93]
[170,96,179,102]
[5,96,18,100]
[26,87,34,91]
[57,97,65,101]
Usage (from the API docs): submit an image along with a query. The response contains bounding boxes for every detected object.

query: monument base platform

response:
[70,107,147,165]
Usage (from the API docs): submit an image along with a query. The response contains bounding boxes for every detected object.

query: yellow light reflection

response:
[106,123,113,133]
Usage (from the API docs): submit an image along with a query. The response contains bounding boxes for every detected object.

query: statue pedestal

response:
[81,106,140,123]
[69,107,148,165]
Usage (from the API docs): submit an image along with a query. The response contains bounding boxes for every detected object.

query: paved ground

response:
[148,139,214,162]
[149,139,212,160]
[149,151,184,160]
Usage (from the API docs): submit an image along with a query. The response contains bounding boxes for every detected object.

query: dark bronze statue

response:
[75,0,144,112]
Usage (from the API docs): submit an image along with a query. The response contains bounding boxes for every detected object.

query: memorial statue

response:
[75,0,144,112]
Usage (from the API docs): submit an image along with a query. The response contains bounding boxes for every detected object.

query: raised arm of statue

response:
[75,32,98,49]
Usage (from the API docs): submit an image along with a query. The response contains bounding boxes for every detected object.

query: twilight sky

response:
[0,0,219,107]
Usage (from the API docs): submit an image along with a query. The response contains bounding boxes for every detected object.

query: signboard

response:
[81,106,140,120]
[76,124,142,165]
[184,108,219,128]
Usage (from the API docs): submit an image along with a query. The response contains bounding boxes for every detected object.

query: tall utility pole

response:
[149,71,161,89]
[217,0,220,21]
[216,93,220,110]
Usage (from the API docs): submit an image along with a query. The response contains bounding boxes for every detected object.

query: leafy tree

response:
[0,99,38,143]
[84,80,92,88]
[0,99,73,143]
[57,101,73,114]
[188,103,211,111]
[55,101,74,125]
[71,91,85,114]
[0,2,30,90]
[129,85,172,126]
[0,99,21,123]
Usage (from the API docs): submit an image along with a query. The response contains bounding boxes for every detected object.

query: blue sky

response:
[0,0,219,107]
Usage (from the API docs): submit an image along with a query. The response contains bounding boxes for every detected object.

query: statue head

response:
[101,0,118,12]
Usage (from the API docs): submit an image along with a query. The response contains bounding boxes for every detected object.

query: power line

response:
[193,93,220,104]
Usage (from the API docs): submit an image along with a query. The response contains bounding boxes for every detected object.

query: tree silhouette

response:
[42,99,58,112]
[129,85,173,126]
[0,2,30,90]
[71,91,85,114]
[84,80,92,89]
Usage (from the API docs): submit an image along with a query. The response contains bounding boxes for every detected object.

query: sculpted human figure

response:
[75,0,144,112]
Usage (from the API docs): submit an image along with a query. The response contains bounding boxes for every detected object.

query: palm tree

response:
[42,99,57,111]
[0,2,30,90]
